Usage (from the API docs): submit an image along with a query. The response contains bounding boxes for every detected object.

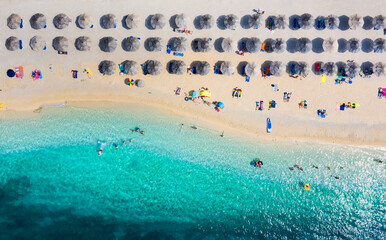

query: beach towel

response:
[19,40,23,49]
[167,45,172,54]
[85,68,92,78]
[340,103,345,111]
[246,75,250,82]
[174,52,184,57]
[72,70,78,78]
[321,75,326,83]
[15,66,24,79]
[383,88,386,97]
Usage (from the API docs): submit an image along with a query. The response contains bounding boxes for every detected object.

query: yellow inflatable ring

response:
[304,184,310,191]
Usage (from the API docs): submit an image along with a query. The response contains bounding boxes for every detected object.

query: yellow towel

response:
[321,75,326,83]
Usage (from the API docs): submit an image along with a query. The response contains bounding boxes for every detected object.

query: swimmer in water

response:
[140,131,145,135]
[257,160,263,168]
[313,165,319,169]
[335,176,340,179]
[136,128,140,132]
[132,129,135,132]
[98,151,102,156]
[328,167,332,170]
[290,167,295,171]
[123,140,125,145]
[129,139,133,143]
[114,144,119,149]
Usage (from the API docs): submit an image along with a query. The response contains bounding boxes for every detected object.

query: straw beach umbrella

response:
[101,14,117,29]
[224,14,239,29]
[323,38,337,52]
[373,38,385,53]
[193,38,212,52]
[373,15,385,30]
[75,36,91,51]
[298,61,310,77]
[135,80,145,88]
[145,37,163,52]
[345,62,360,78]
[77,13,92,29]
[322,62,337,76]
[270,61,283,76]
[249,14,262,29]
[170,60,187,75]
[196,61,210,75]
[275,15,286,29]
[123,60,139,75]
[52,36,68,51]
[272,38,285,53]
[125,14,140,29]
[221,37,234,52]
[300,13,314,30]
[245,62,259,77]
[7,14,21,29]
[374,62,385,76]
[122,37,140,52]
[325,15,339,30]
[296,38,311,53]
[30,36,46,51]
[30,13,46,29]
[5,36,20,51]
[348,14,363,30]
[246,37,262,53]
[150,14,166,29]
[347,38,360,53]
[53,13,71,29]
[146,60,162,75]
[220,61,234,75]
[99,37,117,52]
[99,60,116,75]
[175,14,188,28]
[199,14,214,29]
[170,37,187,51]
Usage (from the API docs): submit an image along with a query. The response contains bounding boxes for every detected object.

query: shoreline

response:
[2,87,385,147]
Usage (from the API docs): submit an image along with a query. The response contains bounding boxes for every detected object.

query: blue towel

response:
[90,24,94,28]
[174,52,184,56]
[246,76,250,82]
[20,19,23,28]
[19,40,23,49]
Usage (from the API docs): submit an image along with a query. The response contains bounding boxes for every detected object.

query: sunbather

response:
[378,87,383,98]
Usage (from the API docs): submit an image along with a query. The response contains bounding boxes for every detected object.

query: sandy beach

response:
[1,0,385,146]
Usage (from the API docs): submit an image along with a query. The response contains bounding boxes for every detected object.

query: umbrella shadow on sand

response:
[169,15,178,29]
[338,15,349,30]
[286,38,297,53]
[312,38,324,53]
[145,15,155,30]
[214,38,224,52]
[362,16,374,30]
[216,15,226,30]
[237,61,248,76]
[240,15,250,29]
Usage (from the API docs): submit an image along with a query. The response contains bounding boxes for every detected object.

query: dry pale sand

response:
[0,0,385,146]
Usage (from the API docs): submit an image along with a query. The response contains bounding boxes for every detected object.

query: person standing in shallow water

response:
[220,131,224,137]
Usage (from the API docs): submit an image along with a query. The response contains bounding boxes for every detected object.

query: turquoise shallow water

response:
[0,104,385,239]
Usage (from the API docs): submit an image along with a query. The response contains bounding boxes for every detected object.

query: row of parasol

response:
[5,36,385,53]
[98,60,385,78]
[6,13,385,30]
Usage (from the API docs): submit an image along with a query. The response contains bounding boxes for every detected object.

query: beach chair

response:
[214,65,220,74]
[20,19,23,28]
[141,64,148,75]
[72,70,78,78]
[119,64,126,74]
[19,40,23,49]
[167,45,172,54]
[174,52,184,57]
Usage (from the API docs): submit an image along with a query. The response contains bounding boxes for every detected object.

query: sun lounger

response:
[167,45,172,54]
[246,75,250,82]
[174,52,184,57]
[19,40,23,49]
[72,70,78,78]
[141,64,147,75]
[20,19,23,28]
[214,65,220,74]
[15,66,24,79]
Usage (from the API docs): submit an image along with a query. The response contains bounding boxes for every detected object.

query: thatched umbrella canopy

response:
[99,37,117,52]
[345,62,360,78]
[170,60,187,75]
[272,38,285,53]
[300,13,314,30]
[322,62,337,76]
[221,37,234,52]
[146,60,162,75]
[150,14,166,29]
[77,13,92,29]
[373,15,385,30]
[30,36,45,51]
[245,62,259,77]
[75,36,91,51]
[53,13,71,29]
[349,14,363,30]
[5,36,20,51]
[52,36,68,51]
[298,61,310,77]
[196,61,210,75]
[101,14,117,29]
[123,60,139,75]
[175,13,188,28]
[270,61,283,76]
[275,15,286,29]
[373,38,385,53]
[296,38,311,53]
[125,14,140,29]
[246,37,262,53]
[348,38,360,53]
[135,80,145,88]
[122,37,140,52]
[220,61,235,75]
[224,14,239,29]
[171,37,187,51]
[374,62,385,77]
[145,37,163,52]
[323,38,337,52]
[30,13,46,29]
[7,14,21,29]
[99,60,116,75]
[249,14,262,29]
[193,38,212,52]
[199,14,214,29]
[325,15,339,30]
